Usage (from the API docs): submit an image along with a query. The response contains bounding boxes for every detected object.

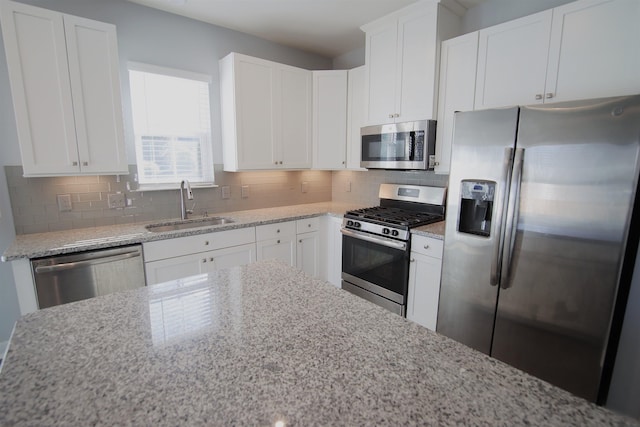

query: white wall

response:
[0,0,332,345]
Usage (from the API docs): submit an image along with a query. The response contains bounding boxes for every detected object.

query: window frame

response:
[127,61,215,191]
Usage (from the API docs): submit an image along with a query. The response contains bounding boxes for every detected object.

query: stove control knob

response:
[391,230,399,237]
[383,228,390,235]
[347,220,354,227]
[354,222,361,228]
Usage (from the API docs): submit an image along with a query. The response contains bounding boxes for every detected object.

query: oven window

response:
[361,132,412,161]
[342,234,409,296]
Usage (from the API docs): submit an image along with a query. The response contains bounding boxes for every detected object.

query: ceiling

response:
[125,0,486,58]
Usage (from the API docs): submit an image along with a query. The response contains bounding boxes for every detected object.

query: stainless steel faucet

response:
[179,179,194,220]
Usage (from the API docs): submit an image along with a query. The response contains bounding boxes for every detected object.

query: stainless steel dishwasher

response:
[31,245,146,309]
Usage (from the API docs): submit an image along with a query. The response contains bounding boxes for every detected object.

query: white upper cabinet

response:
[312,70,348,170]
[346,66,366,170]
[434,32,479,175]
[545,0,640,103]
[475,0,640,109]
[474,10,553,109]
[220,53,312,171]
[0,1,127,176]
[362,1,461,126]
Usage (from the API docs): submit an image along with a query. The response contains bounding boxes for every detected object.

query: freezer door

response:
[491,96,640,402]
[437,107,519,354]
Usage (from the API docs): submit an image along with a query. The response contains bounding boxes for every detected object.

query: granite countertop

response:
[0,260,635,426]
[2,202,371,261]
[412,220,445,239]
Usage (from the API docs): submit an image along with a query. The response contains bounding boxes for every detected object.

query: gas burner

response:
[347,206,443,228]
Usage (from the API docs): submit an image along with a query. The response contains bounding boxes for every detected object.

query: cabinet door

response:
[63,15,127,174]
[545,0,640,103]
[0,1,79,175]
[312,71,347,169]
[256,237,296,267]
[407,252,442,331]
[145,252,206,286]
[396,4,438,122]
[206,243,256,272]
[323,216,343,287]
[435,32,479,175]
[475,10,552,109]
[279,66,312,168]
[364,22,398,125]
[297,231,319,278]
[346,66,366,170]
[235,57,277,169]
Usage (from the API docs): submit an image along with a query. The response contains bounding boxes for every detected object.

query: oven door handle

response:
[341,228,407,251]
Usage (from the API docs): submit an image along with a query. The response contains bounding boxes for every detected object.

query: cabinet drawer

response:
[296,217,320,234]
[256,221,296,241]
[411,235,443,259]
[143,227,256,262]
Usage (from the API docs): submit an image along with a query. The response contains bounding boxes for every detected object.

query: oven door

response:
[341,228,410,315]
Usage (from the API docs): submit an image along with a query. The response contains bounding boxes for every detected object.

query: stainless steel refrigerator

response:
[437,95,640,403]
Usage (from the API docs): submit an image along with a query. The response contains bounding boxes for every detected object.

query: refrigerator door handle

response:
[500,147,525,289]
[490,147,515,286]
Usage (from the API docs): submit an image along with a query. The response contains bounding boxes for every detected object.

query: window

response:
[128,62,214,187]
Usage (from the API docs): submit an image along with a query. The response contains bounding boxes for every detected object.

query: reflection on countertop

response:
[0,260,636,426]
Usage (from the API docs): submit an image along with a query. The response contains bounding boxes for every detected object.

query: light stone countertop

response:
[411,220,445,239]
[1,202,371,261]
[0,259,636,426]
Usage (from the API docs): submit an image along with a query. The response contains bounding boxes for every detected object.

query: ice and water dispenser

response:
[458,181,495,237]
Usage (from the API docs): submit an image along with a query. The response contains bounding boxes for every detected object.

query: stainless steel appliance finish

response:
[437,95,640,403]
[360,120,436,170]
[342,184,446,315]
[32,245,146,309]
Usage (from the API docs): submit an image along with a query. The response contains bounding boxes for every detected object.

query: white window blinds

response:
[129,63,214,185]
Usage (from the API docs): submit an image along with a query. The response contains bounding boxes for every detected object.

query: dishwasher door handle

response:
[34,250,141,274]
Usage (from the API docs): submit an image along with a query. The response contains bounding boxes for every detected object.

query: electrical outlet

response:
[108,193,126,209]
[221,186,231,199]
[57,194,72,212]
[301,181,308,193]
[241,185,250,198]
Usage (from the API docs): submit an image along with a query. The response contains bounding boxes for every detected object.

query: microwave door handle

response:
[409,132,416,160]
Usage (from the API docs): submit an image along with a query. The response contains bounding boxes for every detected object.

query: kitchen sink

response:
[145,217,235,232]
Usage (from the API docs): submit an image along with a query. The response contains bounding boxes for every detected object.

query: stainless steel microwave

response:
[361,120,436,170]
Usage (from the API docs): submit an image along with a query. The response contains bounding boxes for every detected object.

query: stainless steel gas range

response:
[341,184,446,316]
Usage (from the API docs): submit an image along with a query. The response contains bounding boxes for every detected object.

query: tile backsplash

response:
[5,165,332,235]
[331,169,449,206]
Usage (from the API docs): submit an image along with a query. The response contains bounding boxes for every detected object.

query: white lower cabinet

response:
[322,215,343,287]
[407,235,443,331]
[143,227,256,286]
[296,217,321,278]
[144,243,255,285]
[256,221,297,267]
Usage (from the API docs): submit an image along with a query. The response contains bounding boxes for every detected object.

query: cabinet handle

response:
[394,113,399,118]
[546,93,554,99]
[274,161,278,165]
[277,229,280,233]
[410,258,415,262]
[277,239,281,244]
[535,94,543,100]
[72,161,78,166]
[202,258,207,263]
[308,224,311,228]
[424,245,430,250]
[299,239,302,243]
[389,114,394,118]
[209,257,214,262]
[204,241,209,245]
[279,161,283,165]
[82,161,88,166]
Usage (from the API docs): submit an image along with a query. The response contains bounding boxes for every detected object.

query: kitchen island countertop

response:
[0,260,636,426]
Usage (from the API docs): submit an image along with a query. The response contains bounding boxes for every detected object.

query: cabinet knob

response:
[72,161,78,166]
[394,113,399,118]
[274,161,278,165]
[209,257,214,262]
[546,93,554,99]
[202,258,207,263]
[535,94,543,100]
[279,161,283,165]
[299,239,302,243]
[277,239,281,244]
[410,258,415,262]
[389,114,394,119]
[82,161,88,166]
[424,245,430,250]
[342,161,345,165]
[308,224,311,227]
[204,241,209,245]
